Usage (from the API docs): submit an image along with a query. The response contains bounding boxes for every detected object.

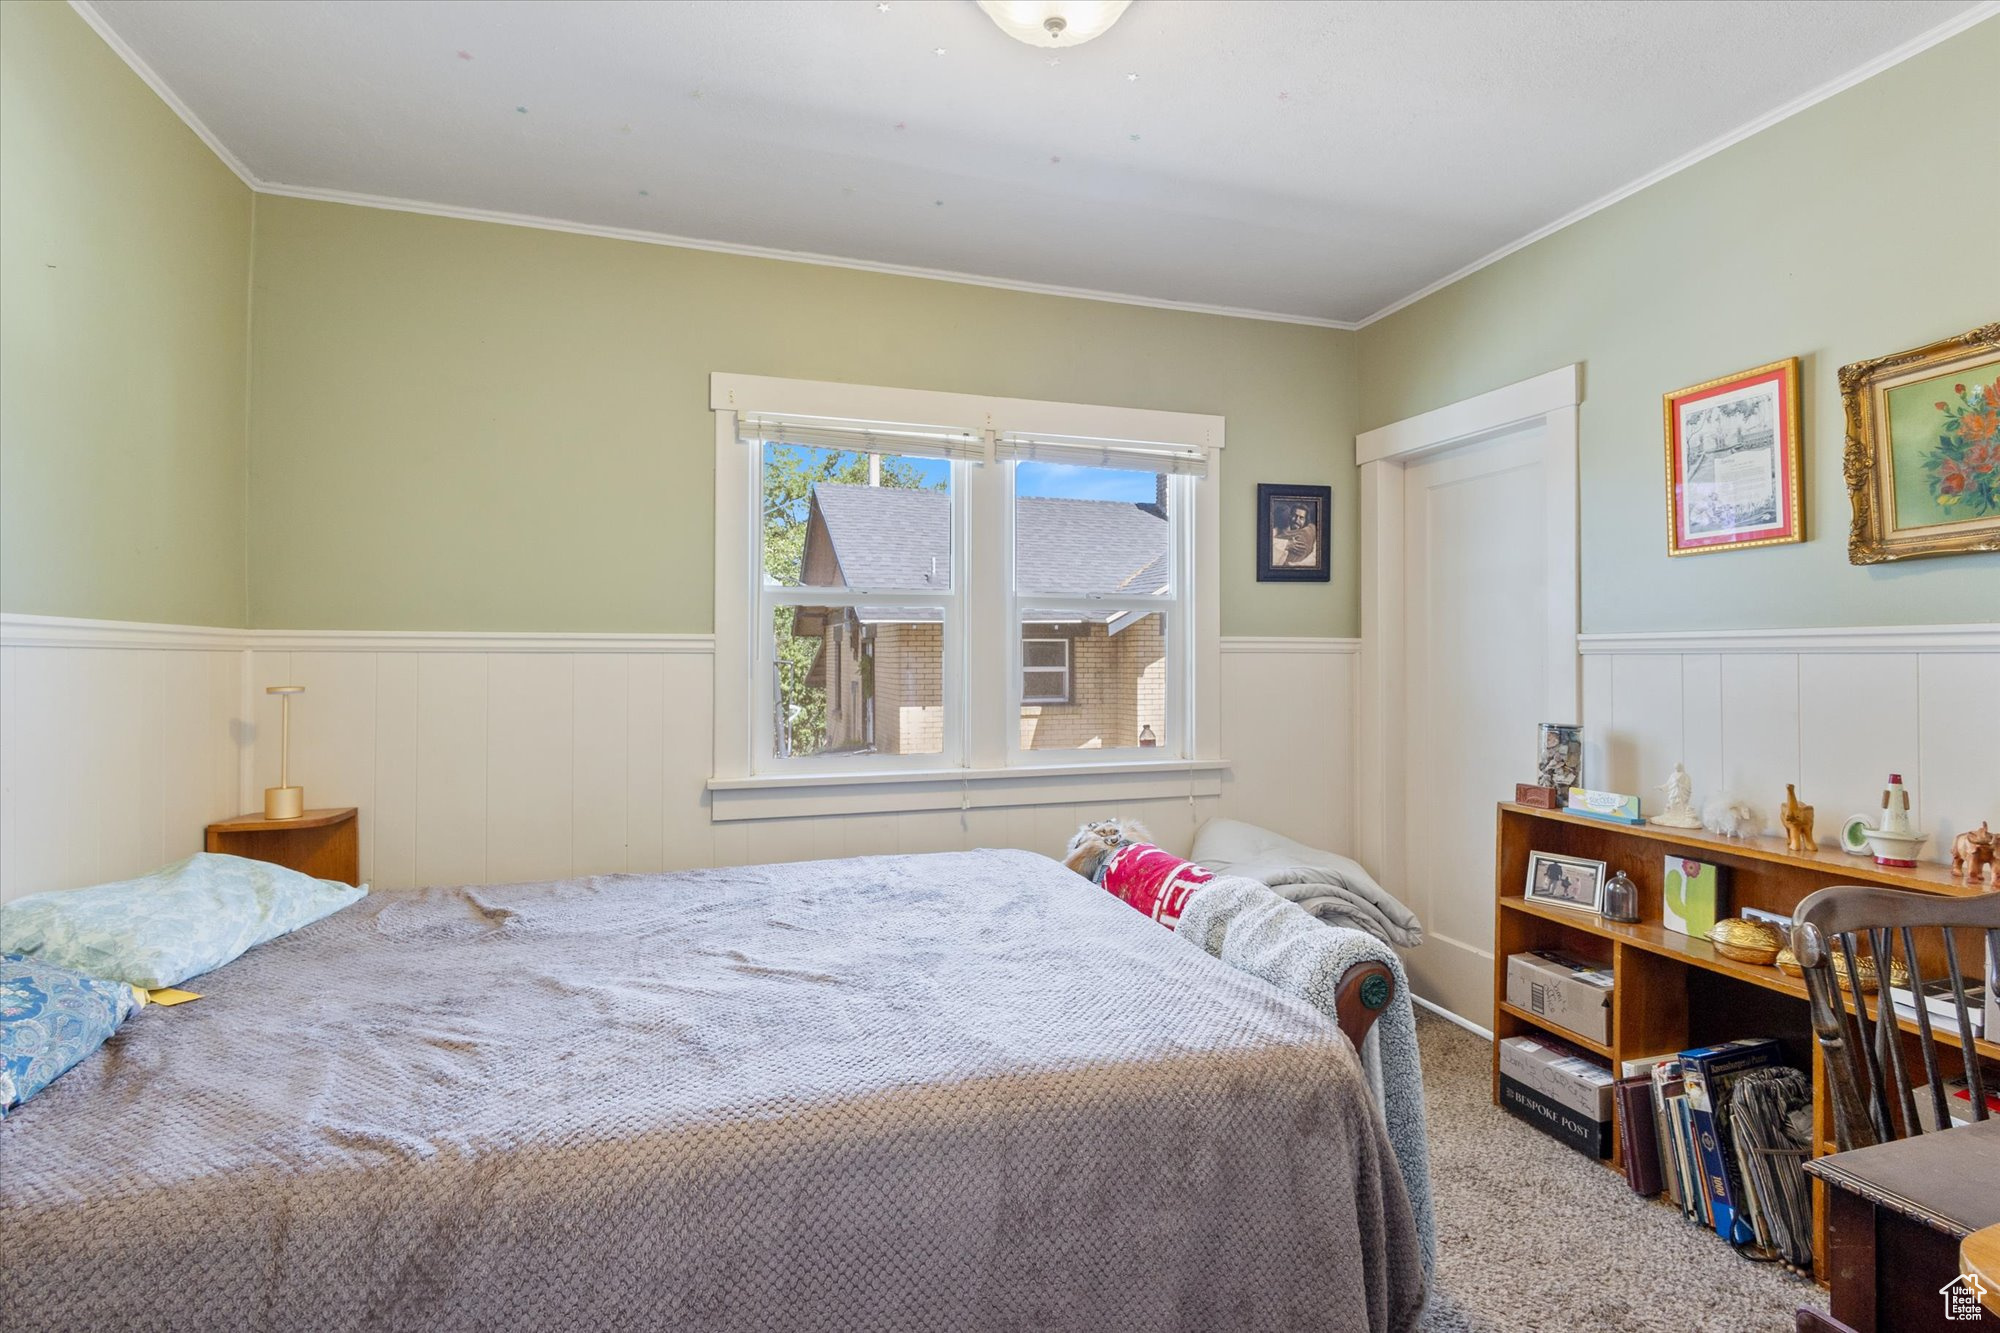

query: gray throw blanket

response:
[1,850,1426,1333]
[1177,878,1437,1278]
[1191,818,1425,949]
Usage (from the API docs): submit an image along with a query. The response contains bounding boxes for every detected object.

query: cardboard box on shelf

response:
[1506,949,1613,1045]
[1499,1034,1616,1157]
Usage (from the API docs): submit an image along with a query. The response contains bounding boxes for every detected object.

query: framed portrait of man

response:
[1255,483,1332,582]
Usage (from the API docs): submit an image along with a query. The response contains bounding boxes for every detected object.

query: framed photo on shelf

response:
[1663,357,1803,556]
[1839,322,2000,564]
[1524,851,1608,915]
[1255,483,1332,582]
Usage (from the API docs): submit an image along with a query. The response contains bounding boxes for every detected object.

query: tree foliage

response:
[762,446,943,756]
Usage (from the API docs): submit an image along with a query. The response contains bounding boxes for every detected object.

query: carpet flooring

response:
[1411,1009,1826,1333]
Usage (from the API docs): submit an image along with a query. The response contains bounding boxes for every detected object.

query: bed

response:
[0,848,1425,1333]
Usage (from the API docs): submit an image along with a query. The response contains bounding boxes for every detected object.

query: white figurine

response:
[1701,793,1760,839]
[1651,763,1704,829]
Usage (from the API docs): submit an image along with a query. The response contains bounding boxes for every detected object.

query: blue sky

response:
[764,443,1155,505]
[879,458,1153,502]
[1014,461,1154,502]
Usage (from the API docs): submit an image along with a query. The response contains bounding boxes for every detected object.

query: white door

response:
[1400,424,1554,1023]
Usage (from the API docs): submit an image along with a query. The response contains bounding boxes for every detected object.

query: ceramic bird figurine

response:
[1780,784,1815,854]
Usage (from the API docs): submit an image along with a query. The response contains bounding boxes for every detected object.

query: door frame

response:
[1354,365,1581,1021]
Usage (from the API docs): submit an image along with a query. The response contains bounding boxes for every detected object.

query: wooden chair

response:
[1791,884,2000,1151]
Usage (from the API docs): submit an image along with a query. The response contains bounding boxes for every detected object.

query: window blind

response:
[738,412,987,462]
[996,431,1208,478]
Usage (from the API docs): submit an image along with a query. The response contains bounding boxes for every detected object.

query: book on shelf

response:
[1673,1085,1708,1225]
[1649,1058,1698,1220]
[1738,906,1793,932]
[1644,1060,1683,1210]
[1614,1076,1662,1197]
[1887,978,1987,1038]
[1621,1052,1678,1078]
[1681,1038,1783,1248]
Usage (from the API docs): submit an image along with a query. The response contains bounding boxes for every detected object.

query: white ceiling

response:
[83,0,1987,326]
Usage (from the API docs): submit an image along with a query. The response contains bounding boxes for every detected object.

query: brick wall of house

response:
[875,622,943,754]
[1019,613,1165,750]
[1133,614,1167,746]
[853,615,1165,756]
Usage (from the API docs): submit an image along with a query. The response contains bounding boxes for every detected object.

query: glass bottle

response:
[1601,869,1640,923]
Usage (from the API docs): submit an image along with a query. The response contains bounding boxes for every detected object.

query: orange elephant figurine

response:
[1952,822,1997,884]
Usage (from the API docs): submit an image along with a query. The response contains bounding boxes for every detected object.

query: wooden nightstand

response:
[205,808,360,885]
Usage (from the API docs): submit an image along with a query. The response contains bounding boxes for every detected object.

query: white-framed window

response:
[1001,435,1200,761]
[709,375,1226,817]
[748,416,979,773]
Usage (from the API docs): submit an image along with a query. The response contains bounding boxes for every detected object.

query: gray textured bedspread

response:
[0,849,1423,1333]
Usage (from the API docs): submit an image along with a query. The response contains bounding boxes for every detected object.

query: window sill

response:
[706,758,1230,823]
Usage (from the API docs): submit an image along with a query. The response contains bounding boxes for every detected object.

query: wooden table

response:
[1966,1224,2000,1316]
[205,808,360,885]
[1805,1118,2000,1331]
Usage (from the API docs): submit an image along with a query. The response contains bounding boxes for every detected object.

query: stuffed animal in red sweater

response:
[1062,818,1216,930]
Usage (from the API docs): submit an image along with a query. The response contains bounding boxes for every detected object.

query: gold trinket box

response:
[1773,945,1907,993]
[1707,918,1785,966]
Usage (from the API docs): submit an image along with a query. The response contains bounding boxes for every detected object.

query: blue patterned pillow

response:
[1,953,138,1115]
[0,852,366,989]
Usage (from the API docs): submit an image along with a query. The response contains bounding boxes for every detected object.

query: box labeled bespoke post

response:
[1499,1035,1616,1157]
[1505,949,1613,1045]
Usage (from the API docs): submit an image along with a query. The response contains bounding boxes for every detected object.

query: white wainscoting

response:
[0,618,243,903]
[1579,624,1999,864]
[0,615,1358,898]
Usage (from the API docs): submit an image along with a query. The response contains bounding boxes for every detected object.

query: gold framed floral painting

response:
[1841,322,2000,564]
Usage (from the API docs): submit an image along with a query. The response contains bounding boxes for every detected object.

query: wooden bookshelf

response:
[1490,802,1998,1285]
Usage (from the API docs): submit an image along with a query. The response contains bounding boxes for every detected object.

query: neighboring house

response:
[792,482,1169,754]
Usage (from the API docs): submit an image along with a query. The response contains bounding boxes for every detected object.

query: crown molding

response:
[1352,2,2000,328]
[72,0,1998,332]
[251,184,1359,330]
[1577,623,2000,655]
[67,0,258,189]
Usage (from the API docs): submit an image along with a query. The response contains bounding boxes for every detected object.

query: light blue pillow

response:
[1,952,138,1115]
[0,853,366,989]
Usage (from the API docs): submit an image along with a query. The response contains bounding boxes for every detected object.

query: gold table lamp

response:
[265,685,306,819]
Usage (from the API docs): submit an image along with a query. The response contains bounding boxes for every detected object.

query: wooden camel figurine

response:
[1953,822,1997,884]
[1780,784,1815,854]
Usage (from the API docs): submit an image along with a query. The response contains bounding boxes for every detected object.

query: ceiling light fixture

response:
[977,1,1132,49]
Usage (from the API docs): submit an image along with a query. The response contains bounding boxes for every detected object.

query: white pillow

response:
[0,853,366,989]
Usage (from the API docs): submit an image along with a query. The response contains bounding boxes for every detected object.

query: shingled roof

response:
[806,484,1168,608]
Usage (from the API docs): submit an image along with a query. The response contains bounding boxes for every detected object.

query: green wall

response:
[1356,20,1999,634]
[247,197,1358,635]
[0,1,252,627]
[15,1,1989,640]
